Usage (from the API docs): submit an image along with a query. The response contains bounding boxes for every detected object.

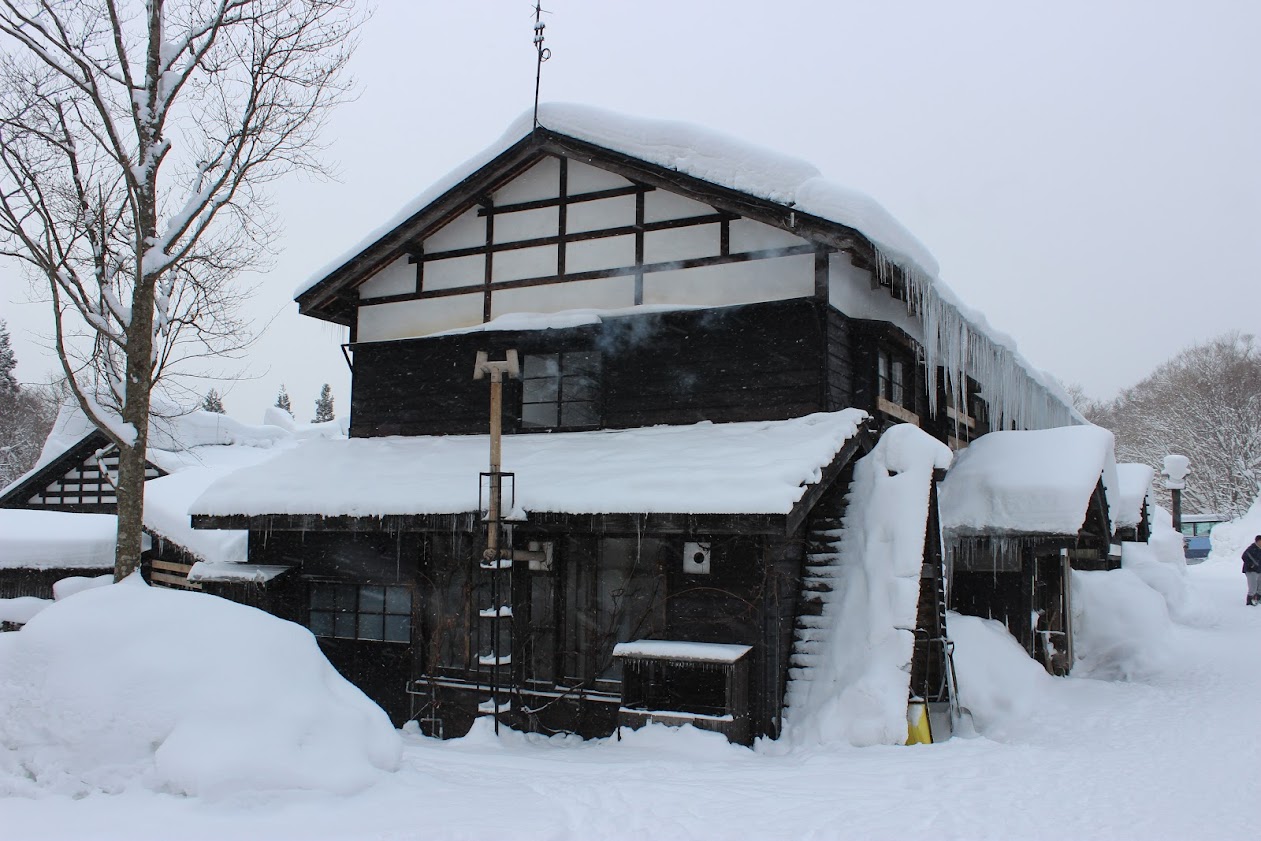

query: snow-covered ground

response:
[0,551,1256,840]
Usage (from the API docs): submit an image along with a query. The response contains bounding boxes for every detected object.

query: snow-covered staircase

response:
[784,482,850,708]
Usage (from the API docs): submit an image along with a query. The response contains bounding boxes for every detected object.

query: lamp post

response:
[1162,454,1190,533]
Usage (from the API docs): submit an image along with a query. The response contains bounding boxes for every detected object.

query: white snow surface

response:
[1207,493,1261,563]
[0,597,50,625]
[939,425,1118,536]
[186,562,291,583]
[612,640,752,663]
[191,411,868,518]
[297,103,1078,433]
[1114,462,1155,529]
[780,424,952,747]
[0,510,119,569]
[0,576,400,799]
[1,559,1258,838]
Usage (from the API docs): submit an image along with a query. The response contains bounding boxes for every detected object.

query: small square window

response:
[521,350,602,431]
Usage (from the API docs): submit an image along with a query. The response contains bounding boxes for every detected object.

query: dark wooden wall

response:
[349,298,841,437]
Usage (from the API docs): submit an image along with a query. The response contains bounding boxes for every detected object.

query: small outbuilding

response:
[939,426,1117,675]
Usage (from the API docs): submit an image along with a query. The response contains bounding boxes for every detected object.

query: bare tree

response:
[1093,332,1261,518]
[0,0,360,578]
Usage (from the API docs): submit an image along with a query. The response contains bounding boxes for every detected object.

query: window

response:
[877,346,915,411]
[521,351,601,430]
[308,582,412,643]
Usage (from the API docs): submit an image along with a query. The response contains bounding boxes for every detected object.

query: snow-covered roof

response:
[295,103,1078,433]
[1114,463,1155,529]
[0,510,118,570]
[187,562,292,584]
[612,640,753,664]
[191,411,868,519]
[3,403,342,566]
[939,426,1118,537]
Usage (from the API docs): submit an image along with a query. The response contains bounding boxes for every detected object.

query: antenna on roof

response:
[531,2,551,129]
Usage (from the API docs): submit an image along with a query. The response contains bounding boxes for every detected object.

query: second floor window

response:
[521,351,601,430]
[877,347,913,410]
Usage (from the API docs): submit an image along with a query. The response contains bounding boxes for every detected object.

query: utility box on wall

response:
[683,541,711,574]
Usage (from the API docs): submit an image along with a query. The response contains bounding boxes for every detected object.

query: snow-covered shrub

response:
[0,576,400,797]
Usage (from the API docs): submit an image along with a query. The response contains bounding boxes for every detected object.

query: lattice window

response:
[521,351,602,430]
[308,581,412,643]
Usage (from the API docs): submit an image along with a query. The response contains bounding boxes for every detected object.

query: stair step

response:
[793,628,828,642]
[795,614,831,629]
[790,653,819,667]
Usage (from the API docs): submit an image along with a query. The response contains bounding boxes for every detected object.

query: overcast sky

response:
[3,0,1258,422]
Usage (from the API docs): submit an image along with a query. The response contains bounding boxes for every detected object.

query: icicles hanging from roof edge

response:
[874,253,1078,433]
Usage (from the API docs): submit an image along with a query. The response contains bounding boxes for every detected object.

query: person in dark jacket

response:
[1243,536,1261,605]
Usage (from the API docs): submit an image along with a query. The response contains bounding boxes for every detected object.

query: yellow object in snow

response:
[906,701,932,745]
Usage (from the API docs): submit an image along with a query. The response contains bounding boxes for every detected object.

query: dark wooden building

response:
[189,106,1080,743]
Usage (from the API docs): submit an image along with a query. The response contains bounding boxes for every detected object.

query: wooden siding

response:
[349,297,832,437]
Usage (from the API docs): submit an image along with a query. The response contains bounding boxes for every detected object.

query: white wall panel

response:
[828,252,922,340]
[566,194,636,234]
[643,253,813,307]
[643,223,720,265]
[492,244,558,283]
[643,190,714,223]
[424,207,485,254]
[566,159,631,193]
[357,255,415,299]
[728,218,808,253]
[493,157,560,205]
[491,276,635,318]
[494,206,559,243]
[424,254,484,291]
[357,294,484,342]
[565,235,635,275]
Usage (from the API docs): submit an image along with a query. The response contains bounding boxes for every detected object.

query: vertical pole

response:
[1171,488,1182,535]
[487,370,502,561]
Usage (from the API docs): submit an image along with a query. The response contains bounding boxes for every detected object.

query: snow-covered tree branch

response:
[1090,332,1261,518]
[0,0,361,578]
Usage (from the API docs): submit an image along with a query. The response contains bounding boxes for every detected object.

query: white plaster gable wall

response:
[828,252,923,343]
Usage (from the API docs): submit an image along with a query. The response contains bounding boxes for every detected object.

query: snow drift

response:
[0,577,400,798]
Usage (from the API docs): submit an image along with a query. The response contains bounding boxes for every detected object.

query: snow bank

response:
[192,411,868,518]
[0,509,119,569]
[1207,494,1261,563]
[948,612,1053,739]
[0,576,400,797]
[939,425,1117,536]
[51,573,112,600]
[780,424,952,747]
[0,596,50,625]
[1071,568,1174,681]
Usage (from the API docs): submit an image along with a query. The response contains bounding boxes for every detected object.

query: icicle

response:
[876,251,1077,433]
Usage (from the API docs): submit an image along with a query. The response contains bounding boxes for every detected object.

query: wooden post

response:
[473,350,519,734]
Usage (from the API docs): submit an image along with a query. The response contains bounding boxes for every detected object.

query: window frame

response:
[307,579,414,644]
[519,349,603,432]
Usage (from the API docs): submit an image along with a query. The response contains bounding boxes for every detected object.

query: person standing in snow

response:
[1243,536,1261,605]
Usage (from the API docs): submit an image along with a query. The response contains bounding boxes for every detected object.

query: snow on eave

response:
[1114,463,1156,529]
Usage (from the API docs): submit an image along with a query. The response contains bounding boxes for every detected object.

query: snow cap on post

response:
[1161,454,1190,490]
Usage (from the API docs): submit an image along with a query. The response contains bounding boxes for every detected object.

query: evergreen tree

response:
[0,321,56,488]
[201,388,226,414]
[0,319,18,394]
[275,384,293,417]
[314,383,335,423]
